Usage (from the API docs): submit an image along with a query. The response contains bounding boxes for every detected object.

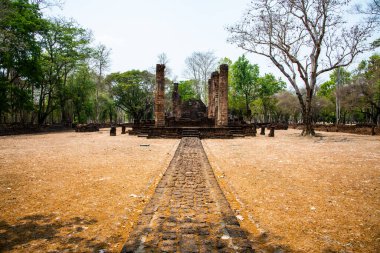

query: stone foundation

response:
[129,125,256,139]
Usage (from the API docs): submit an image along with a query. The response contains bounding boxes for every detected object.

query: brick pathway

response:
[121,137,254,253]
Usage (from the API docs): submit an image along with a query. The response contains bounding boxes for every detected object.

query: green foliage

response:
[0,0,119,126]
[316,67,352,123]
[254,74,286,121]
[231,56,259,96]
[108,70,155,122]
[330,67,351,84]
[0,78,11,118]
[98,94,116,123]
[319,67,351,96]
[257,74,286,98]
[313,54,380,124]
[372,38,380,48]
[318,80,335,98]
[230,55,259,117]
[0,0,96,125]
[228,55,285,121]
[228,87,246,117]
[68,65,96,123]
[0,0,45,83]
[0,0,45,122]
[36,18,92,124]
[251,98,278,119]
[178,80,198,102]
[218,57,233,66]
[355,54,380,123]
[312,96,335,123]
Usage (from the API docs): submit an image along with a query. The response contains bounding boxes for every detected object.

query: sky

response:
[44,0,379,84]
[43,0,279,80]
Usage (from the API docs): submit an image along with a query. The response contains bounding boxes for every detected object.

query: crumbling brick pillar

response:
[268,126,275,137]
[208,72,219,120]
[207,78,213,118]
[110,126,116,136]
[211,71,219,122]
[155,64,166,127]
[260,126,265,135]
[217,64,229,126]
[172,83,181,120]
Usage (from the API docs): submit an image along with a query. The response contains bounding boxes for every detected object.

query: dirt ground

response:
[0,128,179,252]
[0,129,379,253]
[203,129,380,253]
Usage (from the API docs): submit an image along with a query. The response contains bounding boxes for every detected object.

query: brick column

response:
[217,64,229,126]
[155,64,166,127]
[207,78,213,119]
[211,71,219,122]
[172,82,181,120]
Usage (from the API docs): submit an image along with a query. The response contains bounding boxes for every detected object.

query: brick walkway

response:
[121,137,254,253]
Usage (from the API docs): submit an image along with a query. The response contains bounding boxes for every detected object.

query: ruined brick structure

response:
[208,71,219,120]
[131,63,256,138]
[217,64,229,126]
[156,64,228,127]
[207,79,213,118]
[180,99,207,120]
[154,64,166,127]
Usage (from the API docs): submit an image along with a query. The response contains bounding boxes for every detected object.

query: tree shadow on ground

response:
[250,230,302,253]
[250,230,350,253]
[121,213,300,253]
[0,214,115,252]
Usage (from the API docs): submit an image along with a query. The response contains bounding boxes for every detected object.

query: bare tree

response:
[184,51,217,103]
[275,90,302,123]
[30,0,63,9]
[184,55,202,96]
[92,44,111,123]
[157,52,169,65]
[157,52,172,77]
[356,0,380,23]
[228,0,375,135]
[356,0,380,48]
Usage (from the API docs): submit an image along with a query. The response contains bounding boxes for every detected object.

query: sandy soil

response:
[0,128,180,252]
[203,129,380,253]
[1,128,379,253]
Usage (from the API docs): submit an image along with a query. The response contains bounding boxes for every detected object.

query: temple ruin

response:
[129,64,256,138]
[154,64,166,127]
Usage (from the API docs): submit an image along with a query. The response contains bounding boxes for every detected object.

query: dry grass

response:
[1,128,379,252]
[0,128,179,252]
[203,129,380,253]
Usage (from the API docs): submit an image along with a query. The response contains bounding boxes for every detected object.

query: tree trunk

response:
[60,71,68,125]
[60,104,66,125]
[96,89,99,123]
[38,112,48,126]
[263,105,268,123]
[245,94,251,118]
[372,110,379,126]
[301,104,315,136]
